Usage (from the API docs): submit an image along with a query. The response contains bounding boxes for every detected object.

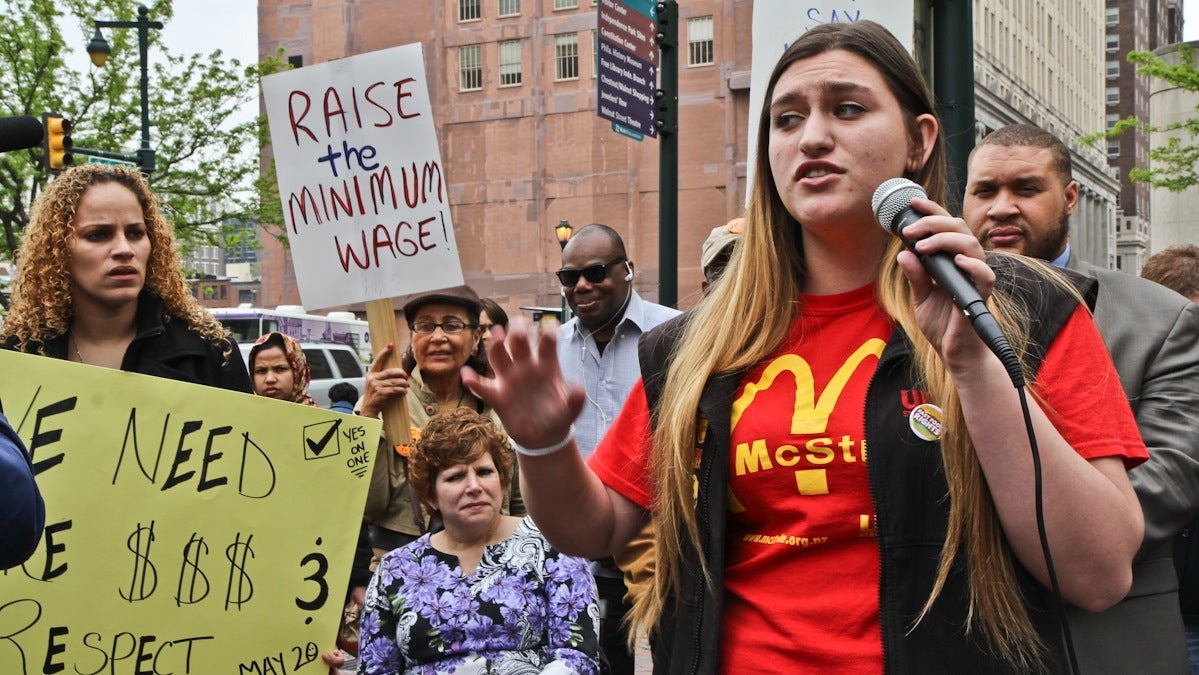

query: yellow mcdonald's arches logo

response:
[731,338,887,436]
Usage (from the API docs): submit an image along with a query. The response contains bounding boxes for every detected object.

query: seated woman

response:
[334,407,599,674]
[248,332,317,406]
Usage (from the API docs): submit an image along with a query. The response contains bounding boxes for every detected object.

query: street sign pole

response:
[74,146,142,168]
[657,0,678,308]
[596,0,678,307]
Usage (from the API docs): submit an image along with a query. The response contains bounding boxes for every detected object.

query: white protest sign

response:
[746,1,916,197]
[261,44,463,310]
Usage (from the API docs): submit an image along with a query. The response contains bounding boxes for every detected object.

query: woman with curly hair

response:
[0,164,250,392]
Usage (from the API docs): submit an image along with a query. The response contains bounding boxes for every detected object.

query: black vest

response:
[638,259,1096,674]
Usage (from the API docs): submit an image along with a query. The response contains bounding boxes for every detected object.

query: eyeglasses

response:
[410,319,476,335]
[556,258,626,286]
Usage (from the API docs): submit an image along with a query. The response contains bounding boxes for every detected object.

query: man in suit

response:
[1143,245,1199,669]
[964,123,1199,674]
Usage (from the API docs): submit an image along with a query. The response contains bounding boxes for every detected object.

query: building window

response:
[1106,34,1119,51]
[459,44,483,91]
[498,0,520,16]
[1106,113,1119,129]
[687,16,714,66]
[554,0,578,9]
[1106,7,1118,25]
[459,0,481,22]
[1106,86,1119,105]
[555,33,579,80]
[499,40,522,86]
[1106,60,1119,78]
[1107,138,1120,156]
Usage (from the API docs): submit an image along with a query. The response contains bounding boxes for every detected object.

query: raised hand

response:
[462,318,585,449]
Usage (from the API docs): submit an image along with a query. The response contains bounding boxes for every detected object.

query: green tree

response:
[1090,44,1199,192]
[0,0,284,271]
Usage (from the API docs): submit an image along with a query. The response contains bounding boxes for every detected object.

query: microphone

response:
[0,116,45,154]
[873,177,1024,387]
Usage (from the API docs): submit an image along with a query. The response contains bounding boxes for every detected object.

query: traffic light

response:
[41,112,74,172]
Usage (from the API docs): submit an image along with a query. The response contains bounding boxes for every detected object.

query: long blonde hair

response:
[631,21,1048,670]
[1,164,232,356]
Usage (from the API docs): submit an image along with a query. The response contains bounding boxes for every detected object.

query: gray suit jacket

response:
[1065,253,1199,675]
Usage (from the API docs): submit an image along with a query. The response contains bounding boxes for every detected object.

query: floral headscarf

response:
[249,332,317,406]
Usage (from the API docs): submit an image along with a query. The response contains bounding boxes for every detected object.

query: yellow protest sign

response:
[0,350,380,674]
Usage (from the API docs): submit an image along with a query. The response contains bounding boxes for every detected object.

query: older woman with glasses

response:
[359,285,522,558]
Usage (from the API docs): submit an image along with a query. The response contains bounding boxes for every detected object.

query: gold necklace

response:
[70,335,86,364]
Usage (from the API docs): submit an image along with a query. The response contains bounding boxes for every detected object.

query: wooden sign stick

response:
[365,298,412,446]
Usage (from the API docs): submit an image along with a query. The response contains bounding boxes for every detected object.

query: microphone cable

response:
[1018,384,1080,675]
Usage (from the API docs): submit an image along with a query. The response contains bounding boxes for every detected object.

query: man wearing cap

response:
[701,217,744,296]
[556,223,679,675]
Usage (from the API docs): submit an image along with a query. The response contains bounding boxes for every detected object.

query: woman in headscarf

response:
[248,332,318,406]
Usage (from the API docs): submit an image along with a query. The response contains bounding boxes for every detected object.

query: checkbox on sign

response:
[303,418,343,460]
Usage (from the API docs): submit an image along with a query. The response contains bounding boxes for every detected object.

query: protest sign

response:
[0,351,381,674]
[261,43,463,310]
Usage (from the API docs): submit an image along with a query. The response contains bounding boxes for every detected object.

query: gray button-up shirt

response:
[557,291,681,459]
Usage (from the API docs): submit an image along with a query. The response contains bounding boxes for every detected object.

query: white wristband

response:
[512,425,576,457]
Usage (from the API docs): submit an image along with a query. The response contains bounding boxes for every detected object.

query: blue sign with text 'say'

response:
[596,0,658,139]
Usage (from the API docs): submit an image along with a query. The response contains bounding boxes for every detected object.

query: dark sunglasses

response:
[556,258,626,286]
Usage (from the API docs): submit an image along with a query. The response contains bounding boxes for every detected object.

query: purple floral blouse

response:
[358,517,600,675]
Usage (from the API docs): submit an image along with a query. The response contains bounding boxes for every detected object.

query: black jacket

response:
[4,292,251,393]
[0,411,44,570]
[638,264,1095,674]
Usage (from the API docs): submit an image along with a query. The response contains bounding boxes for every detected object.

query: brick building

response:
[257,0,753,317]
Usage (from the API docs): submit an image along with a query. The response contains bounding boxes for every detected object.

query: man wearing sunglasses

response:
[555,223,679,675]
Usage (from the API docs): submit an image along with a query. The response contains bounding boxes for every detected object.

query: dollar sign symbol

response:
[176,533,210,606]
[224,532,255,610]
[120,521,158,602]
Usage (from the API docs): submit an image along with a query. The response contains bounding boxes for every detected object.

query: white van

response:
[240,341,366,408]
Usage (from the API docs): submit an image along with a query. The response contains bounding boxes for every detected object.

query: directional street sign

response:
[596,0,659,139]
[86,155,139,168]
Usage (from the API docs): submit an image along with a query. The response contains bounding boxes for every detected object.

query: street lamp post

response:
[86,5,163,174]
[555,219,573,321]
